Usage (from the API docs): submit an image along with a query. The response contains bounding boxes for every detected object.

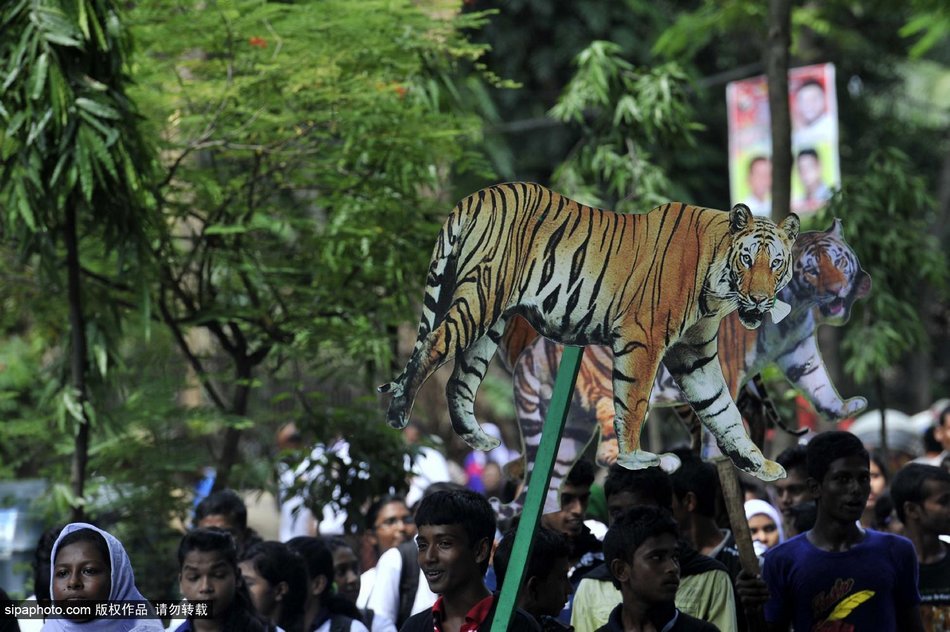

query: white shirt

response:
[313,619,368,632]
[365,546,436,624]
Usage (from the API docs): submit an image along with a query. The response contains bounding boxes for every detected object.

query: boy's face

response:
[416,523,489,597]
[542,482,591,537]
[611,532,680,605]
[527,555,573,618]
[774,467,812,521]
[917,478,950,535]
[811,455,871,523]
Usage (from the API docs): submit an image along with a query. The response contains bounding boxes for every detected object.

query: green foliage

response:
[128,0,492,375]
[0,0,157,520]
[829,148,948,384]
[122,0,497,497]
[549,41,699,210]
[0,0,155,246]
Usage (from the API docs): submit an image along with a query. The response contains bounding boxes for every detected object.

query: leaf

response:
[75,97,121,119]
[43,31,82,47]
[62,388,85,423]
[30,51,48,99]
[204,224,248,235]
[826,590,875,621]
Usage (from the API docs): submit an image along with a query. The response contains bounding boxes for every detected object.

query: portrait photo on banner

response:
[726,63,841,217]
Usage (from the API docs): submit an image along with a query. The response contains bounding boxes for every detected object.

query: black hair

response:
[492,526,570,592]
[872,492,897,531]
[56,528,111,576]
[413,489,496,574]
[365,494,409,532]
[194,489,248,530]
[565,459,596,488]
[940,405,950,428]
[870,450,889,482]
[324,536,355,557]
[669,450,719,518]
[796,148,820,161]
[410,481,467,512]
[240,541,307,632]
[891,463,950,523]
[806,431,869,484]
[33,524,65,602]
[602,506,679,590]
[603,464,673,510]
[285,537,364,623]
[177,528,269,632]
[924,426,942,454]
[776,445,808,474]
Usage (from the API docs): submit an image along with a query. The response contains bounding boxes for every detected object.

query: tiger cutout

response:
[498,218,868,515]
[378,182,800,482]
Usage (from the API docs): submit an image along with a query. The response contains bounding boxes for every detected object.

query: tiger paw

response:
[459,430,502,451]
[616,449,662,470]
[843,396,868,417]
[747,458,787,482]
[385,398,410,429]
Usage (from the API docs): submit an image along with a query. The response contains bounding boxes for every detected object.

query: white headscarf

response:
[43,523,163,632]
[744,499,786,552]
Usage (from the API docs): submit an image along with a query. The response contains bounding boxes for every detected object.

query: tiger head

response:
[727,204,801,330]
[787,218,871,325]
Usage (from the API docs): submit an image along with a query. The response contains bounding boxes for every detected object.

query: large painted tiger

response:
[499,219,869,514]
[378,182,800,481]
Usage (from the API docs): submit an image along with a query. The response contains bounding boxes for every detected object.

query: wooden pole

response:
[714,456,759,574]
[715,456,768,631]
[490,345,583,632]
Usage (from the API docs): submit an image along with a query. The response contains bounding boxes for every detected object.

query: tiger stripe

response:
[381,182,798,481]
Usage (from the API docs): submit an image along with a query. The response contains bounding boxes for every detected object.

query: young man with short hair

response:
[572,464,737,632]
[772,445,815,536]
[493,526,573,631]
[597,506,718,632]
[762,431,924,632]
[891,463,950,629]
[193,488,262,557]
[541,459,601,572]
[399,488,538,632]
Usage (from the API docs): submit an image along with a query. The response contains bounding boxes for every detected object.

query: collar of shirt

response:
[605,603,679,632]
[431,594,495,632]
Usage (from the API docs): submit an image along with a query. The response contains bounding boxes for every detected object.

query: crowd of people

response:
[2,403,950,632]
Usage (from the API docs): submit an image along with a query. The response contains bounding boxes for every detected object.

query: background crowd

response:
[1,401,949,632]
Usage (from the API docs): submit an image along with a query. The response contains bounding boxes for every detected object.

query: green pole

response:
[490,345,584,632]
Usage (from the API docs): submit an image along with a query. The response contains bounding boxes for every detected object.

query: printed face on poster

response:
[727,63,840,217]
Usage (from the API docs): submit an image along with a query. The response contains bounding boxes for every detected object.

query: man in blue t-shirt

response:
[760,431,923,631]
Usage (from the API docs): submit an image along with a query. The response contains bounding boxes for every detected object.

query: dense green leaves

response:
[549,41,698,210]
[830,148,948,384]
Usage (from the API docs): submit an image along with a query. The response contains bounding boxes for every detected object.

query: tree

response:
[0,0,155,520]
[122,0,496,496]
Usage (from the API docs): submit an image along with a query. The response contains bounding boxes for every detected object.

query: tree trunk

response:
[212,359,252,492]
[766,0,792,222]
[65,202,91,523]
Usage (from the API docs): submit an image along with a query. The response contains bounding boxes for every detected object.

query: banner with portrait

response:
[727,63,841,216]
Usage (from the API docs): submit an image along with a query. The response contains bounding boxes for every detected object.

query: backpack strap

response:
[328,614,351,632]
[397,539,420,627]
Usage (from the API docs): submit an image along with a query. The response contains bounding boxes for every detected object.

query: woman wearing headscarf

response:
[42,522,162,632]
[744,499,785,560]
